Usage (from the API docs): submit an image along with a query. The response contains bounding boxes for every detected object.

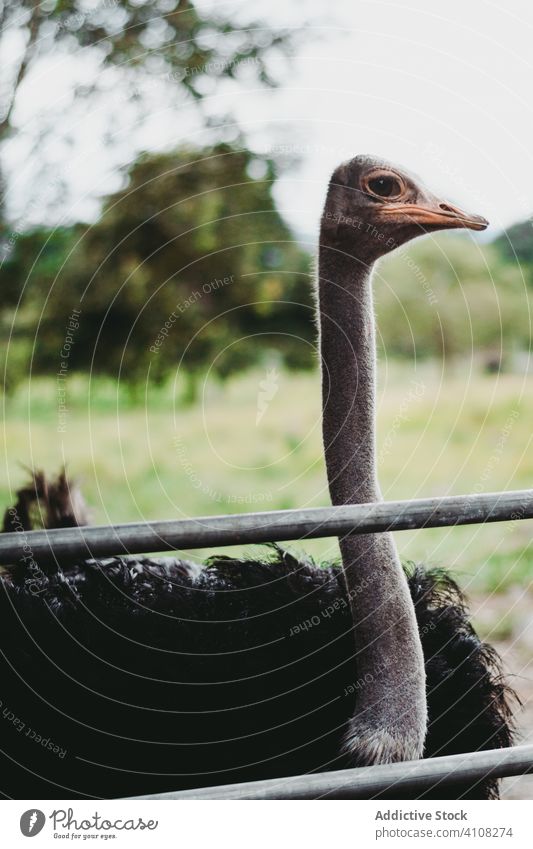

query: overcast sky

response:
[252,0,533,239]
[6,0,533,238]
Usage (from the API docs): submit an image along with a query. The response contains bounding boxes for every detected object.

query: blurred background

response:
[1,0,533,797]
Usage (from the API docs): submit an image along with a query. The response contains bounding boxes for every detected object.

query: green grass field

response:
[2,361,532,593]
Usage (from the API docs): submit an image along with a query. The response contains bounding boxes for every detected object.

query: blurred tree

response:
[492,219,533,284]
[0,0,293,225]
[0,223,84,390]
[7,165,532,396]
[376,234,530,364]
[2,142,313,395]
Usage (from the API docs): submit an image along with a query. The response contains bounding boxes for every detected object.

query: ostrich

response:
[0,156,513,800]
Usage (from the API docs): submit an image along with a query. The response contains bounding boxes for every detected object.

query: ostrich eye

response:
[367,175,402,199]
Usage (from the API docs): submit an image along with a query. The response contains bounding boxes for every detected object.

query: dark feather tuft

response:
[2,469,90,533]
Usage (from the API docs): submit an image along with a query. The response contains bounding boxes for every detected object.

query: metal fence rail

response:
[1,488,532,563]
[130,744,533,800]
[3,488,533,799]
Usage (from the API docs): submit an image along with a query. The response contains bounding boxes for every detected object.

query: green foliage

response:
[376,234,531,361]
[4,172,533,392]
[0,1,294,225]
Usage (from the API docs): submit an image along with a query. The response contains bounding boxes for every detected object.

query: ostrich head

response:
[321,154,488,261]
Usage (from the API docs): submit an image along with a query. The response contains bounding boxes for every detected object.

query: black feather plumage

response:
[0,532,515,799]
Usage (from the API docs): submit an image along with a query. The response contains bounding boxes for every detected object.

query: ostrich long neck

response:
[318,245,427,763]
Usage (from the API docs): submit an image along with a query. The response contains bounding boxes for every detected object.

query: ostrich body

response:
[0,157,513,799]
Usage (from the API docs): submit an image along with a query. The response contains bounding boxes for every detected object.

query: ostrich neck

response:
[319,251,380,506]
[318,244,427,763]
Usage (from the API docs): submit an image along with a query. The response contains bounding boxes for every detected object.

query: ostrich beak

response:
[380,200,489,232]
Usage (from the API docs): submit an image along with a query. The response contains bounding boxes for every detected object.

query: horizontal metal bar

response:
[129,744,533,800]
[1,488,532,564]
